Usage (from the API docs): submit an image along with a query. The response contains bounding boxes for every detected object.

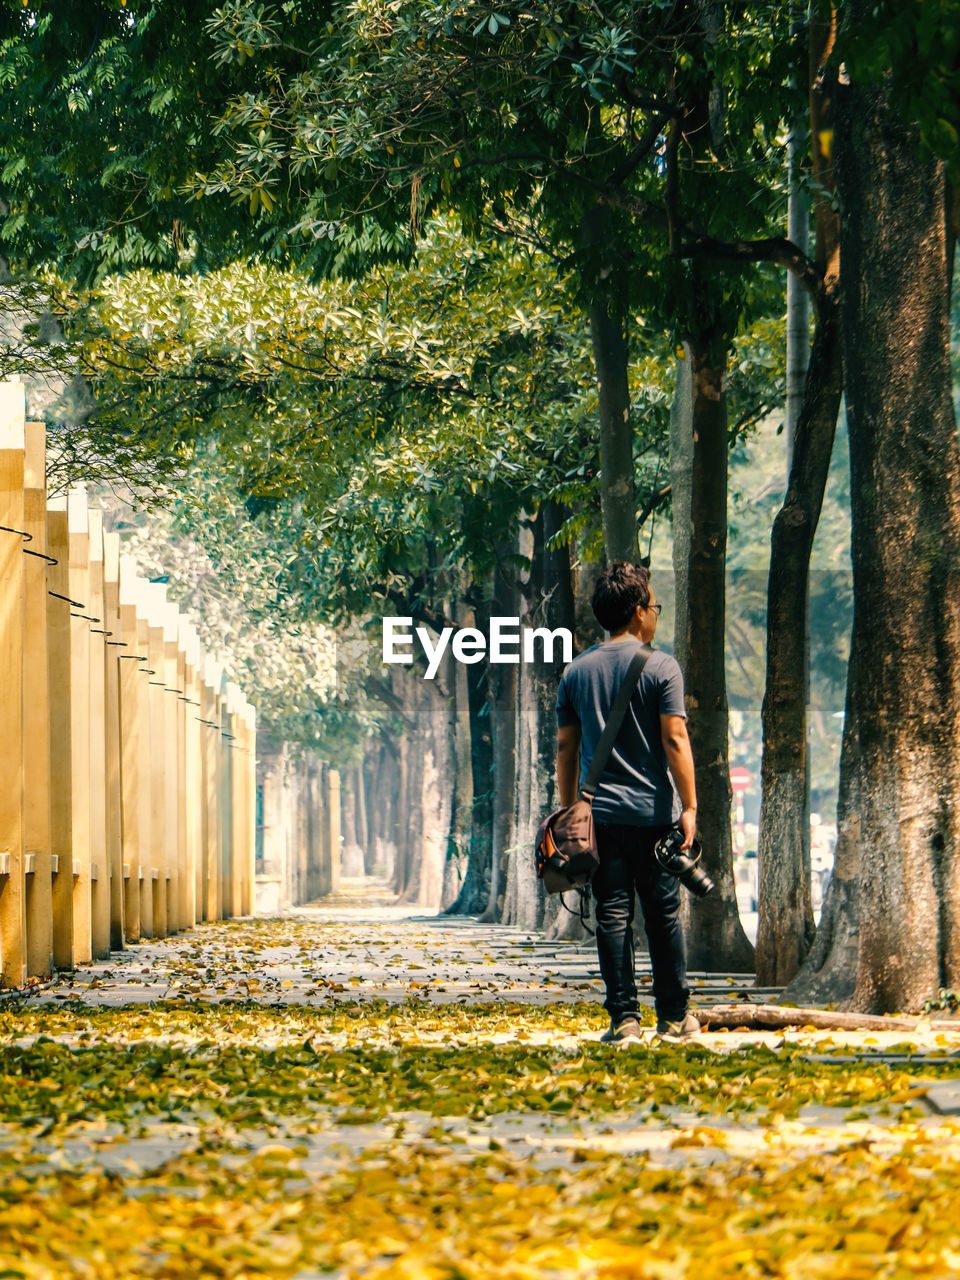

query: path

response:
[18,877,771,1010]
[4,878,960,1278]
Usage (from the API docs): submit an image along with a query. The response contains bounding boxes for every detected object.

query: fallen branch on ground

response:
[699,1003,959,1033]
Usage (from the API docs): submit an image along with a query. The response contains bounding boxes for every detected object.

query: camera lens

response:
[679,864,715,898]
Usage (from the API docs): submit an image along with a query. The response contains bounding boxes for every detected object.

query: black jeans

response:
[593,820,689,1024]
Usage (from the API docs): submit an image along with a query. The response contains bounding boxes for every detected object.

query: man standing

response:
[556,561,700,1043]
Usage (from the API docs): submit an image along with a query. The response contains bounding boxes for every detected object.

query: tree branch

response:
[679,234,824,312]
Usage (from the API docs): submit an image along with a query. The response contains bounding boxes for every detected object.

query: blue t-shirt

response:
[556,638,686,825]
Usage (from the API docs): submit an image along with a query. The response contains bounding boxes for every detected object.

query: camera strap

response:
[580,645,654,800]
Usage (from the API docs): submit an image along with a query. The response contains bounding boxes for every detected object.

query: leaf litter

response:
[3,913,960,1276]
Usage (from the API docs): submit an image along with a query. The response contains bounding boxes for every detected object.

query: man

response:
[556,561,700,1043]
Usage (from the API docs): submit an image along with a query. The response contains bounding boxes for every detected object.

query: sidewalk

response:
[16,876,778,1011]
[3,877,960,1278]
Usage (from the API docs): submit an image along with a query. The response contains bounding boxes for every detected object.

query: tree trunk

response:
[353,765,368,872]
[505,502,577,930]
[441,605,473,909]
[683,334,755,972]
[390,665,416,897]
[340,770,364,878]
[362,747,380,875]
[783,648,860,1005]
[503,513,535,928]
[755,0,842,988]
[785,8,811,479]
[403,677,451,909]
[377,741,398,883]
[444,596,494,915]
[481,540,520,922]
[755,297,842,985]
[574,556,605,651]
[670,345,694,669]
[583,208,639,564]
[836,37,960,1013]
[785,6,814,894]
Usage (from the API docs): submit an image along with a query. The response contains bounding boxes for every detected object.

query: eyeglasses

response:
[648,601,663,616]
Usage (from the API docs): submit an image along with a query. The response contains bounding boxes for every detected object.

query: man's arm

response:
[660,713,697,849]
[556,722,581,808]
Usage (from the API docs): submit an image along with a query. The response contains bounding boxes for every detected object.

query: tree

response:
[755,7,842,986]
[832,0,960,1013]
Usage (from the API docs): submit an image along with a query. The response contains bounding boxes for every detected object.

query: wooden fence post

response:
[145,582,168,936]
[103,531,124,950]
[327,768,342,897]
[67,489,92,964]
[218,676,229,918]
[0,382,26,986]
[231,692,246,917]
[135,587,154,938]
[204,656,224,920]
[162,600,181,934]
[198,657,213,921]
[23,420,53,979]
[221,680,237,918]
[87,510,111,960]
[318,762,330,898]
[307,756,322,902]
[181,621,201,929]
[118,555,142,942]
[47,497,73,971]
[244,702,257,917]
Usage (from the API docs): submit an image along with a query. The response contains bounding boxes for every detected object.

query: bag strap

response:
[581,645,654,799]
[559,884,595,936]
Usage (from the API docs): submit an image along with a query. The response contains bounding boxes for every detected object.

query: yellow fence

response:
[0,381,257,987]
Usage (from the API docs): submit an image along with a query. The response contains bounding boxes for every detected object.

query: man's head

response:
[591,561,654,635]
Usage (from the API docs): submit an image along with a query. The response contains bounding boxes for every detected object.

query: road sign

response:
[730,767,752,793]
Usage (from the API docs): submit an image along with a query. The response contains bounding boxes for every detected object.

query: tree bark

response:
[755,298,842,984]
[755,9,842,987]
[583,208,639,564]
[836,33,960,1013]
[511,503,583,932]
[441,602,473,909]
[785,1,813,895]
[574,556,605,652]
[392,676,418,899]
[683,334,755,972]
[362,747,380,875]
[785,6,811,479]
[339,771,364,878]
[783,648,860,1005]
[377,739,398,883]
[481,540,520,922]
[444,595,494,915]
[670,345,694,670]
[353,765,368,872]
[702,1003,950,1033]
[406,675,451,909]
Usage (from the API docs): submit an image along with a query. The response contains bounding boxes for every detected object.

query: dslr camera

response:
[654,826,715,898]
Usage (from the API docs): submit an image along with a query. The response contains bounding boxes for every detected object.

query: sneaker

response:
[600,1016,643,1043]
[655,1012,701,1041]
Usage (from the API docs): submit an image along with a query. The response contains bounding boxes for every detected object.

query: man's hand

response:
[660,714,697,849]
[678,806,698,851]
[556,722,581,808]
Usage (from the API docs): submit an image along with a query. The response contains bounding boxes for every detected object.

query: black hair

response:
[590,561,651,632]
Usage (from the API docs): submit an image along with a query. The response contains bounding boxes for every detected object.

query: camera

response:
[654,826,715,898]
